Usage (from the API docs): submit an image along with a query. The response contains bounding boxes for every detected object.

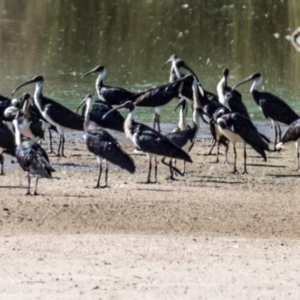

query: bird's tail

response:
[275,142,284,150]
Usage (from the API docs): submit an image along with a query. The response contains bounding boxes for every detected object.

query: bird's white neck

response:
[250,76,262,93]
[124,108,136,139]
[12,119,21,146]
[178,106,187,130]
[34,81,44,111]
[172,61,181,80]
[85,98,93,120]
[217,75,226,105]
[192,109,200,128]
[96,69,106,99]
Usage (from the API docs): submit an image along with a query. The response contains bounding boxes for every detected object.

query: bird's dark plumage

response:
[77,99,124,132]
[82,65,135,105]
[85,125,135,174]
[16,140,55,178]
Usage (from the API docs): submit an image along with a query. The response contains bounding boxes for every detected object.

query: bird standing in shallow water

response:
[103,100,192,184]
[13,119,55,195]
[82,95,135,188]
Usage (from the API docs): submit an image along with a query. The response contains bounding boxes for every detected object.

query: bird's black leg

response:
[242,145,248,174]
[25,173,31,196]
[95,163,102,188]
[0,154,4,175]
[232,143,239,174]
[61,136,66,158]
[103,161,109,188]
[215,141,220,163]
[154,157,158,183]
[273,125,278,151]
[48,129,55,154]
[207,139,216,156]
[33,177,39,195]
[296,146,300,171]
[56,135,62,157]
[146,159,152,183]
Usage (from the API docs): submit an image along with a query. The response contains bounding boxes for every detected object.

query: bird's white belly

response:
[20,120,35,139]
[219,127,243,143]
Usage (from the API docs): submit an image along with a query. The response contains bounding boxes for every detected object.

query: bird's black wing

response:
[44,101,83,131]
[135,127,192,162]
[231,113,269,159]
[259,92,299,125]
[86,128,135,173]
[16,141,55,177]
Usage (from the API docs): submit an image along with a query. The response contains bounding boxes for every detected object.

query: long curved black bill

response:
[11,76,42,96]
[81,65,102,79]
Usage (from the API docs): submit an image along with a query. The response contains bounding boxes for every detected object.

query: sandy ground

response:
[1,124,300,299]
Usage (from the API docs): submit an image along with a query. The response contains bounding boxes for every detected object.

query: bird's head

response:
[231,73,262,91]
[12,75,44,96]
[81,65,106,79]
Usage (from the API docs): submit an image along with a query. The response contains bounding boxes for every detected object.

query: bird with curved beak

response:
[164,79,200,179]
[232,73,299,150]
[81,65,135,105]
[82,94,135,188]
[216,68,250,119]
[76,95,125,132]
[12,75,84,157]
[126,74,194,133]
[102,100,192,184]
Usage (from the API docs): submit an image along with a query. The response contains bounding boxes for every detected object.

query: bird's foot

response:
[167,176,177,181]
[49,150,56,154]
[24,191,31,196]
[242,170,248,175]
[232,169,239,175]
[33,192,39,196]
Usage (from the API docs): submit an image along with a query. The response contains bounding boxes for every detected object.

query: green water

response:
[1,0,300,122]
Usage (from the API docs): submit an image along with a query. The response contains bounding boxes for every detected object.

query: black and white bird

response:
[194,82,230,158]
[232,73,299,149]
[103,101,192,183]
[13,118,55,195]
[82,94,135,188]
[164,96,199,179]
[12,75,84,157]
[163,54,218,103]
[15,93,44,141]
[276,118,300,170]
[217,68,250,119]
[81,65,135,105]
[128,74,194,132]
[216,112,270,174]
[0,120,15,175]
[76,96,125,132]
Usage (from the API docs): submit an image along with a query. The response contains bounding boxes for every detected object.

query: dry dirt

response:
[0,124,300,299]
